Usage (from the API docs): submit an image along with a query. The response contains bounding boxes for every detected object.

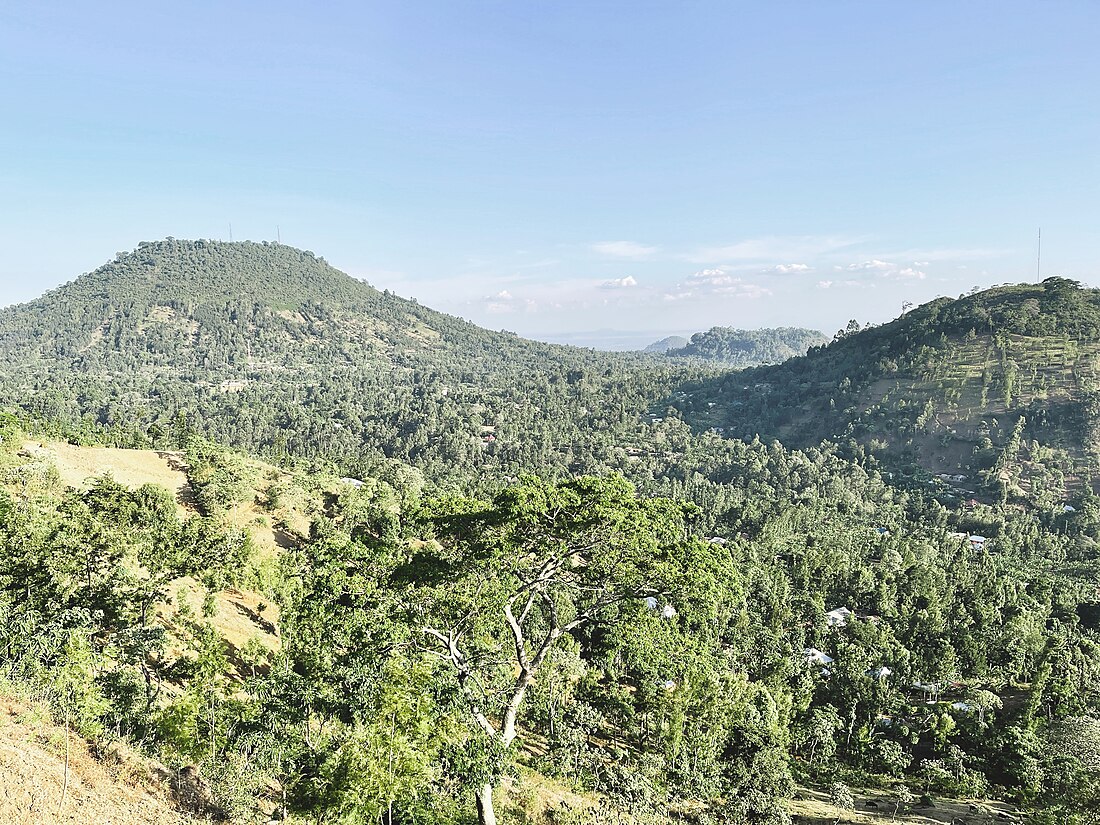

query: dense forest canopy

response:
[3,243,1100,823]
[657,326,827,366]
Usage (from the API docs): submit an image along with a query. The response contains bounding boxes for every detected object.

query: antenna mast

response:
[1037,227,1041,282]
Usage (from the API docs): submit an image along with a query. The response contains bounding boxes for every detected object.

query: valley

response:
[1,243,1099,824]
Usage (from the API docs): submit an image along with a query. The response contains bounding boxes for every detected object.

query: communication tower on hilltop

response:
[1037,227,1041,282]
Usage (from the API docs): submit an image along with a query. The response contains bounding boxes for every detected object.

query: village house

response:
[803,648,834,666]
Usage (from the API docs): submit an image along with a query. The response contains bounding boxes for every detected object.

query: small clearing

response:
[22,441,194,513]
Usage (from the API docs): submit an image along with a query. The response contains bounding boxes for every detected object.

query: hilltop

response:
[670,278,1100,503]
[651,326,827,366]
[0,238,577,374]
[0,239,706,485]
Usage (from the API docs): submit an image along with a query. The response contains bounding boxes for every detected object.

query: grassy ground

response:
[21,440,193,513]
[789,785,1024,824]
[0,691,211,824]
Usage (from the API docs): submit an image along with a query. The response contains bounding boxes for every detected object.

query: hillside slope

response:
[0,240,703,485]
[672,278,1100,502]
[0,238,573,373]
[0,692,216,825]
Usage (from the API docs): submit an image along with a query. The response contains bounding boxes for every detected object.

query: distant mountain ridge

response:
[650,326,827,366]
[643,335,690,354]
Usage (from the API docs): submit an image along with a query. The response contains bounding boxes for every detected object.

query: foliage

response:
[659,326,827,366]
[3,248,1100,821]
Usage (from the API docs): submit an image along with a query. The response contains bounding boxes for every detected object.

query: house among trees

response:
[803,648,834,666]
[825,606,854,628]
[968,535,987,550]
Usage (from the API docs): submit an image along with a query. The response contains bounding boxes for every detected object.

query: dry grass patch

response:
[0,693,212,824]
[22,441,194,514]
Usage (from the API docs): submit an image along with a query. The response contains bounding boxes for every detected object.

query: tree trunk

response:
[476,782,498,825]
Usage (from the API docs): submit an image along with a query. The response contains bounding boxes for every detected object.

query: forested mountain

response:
[669,279,1100,506]
[656,326,827,366]
[5,243,1100,823]
[0,239,717,487]
[0,237,599,373]
[643,334,689,353]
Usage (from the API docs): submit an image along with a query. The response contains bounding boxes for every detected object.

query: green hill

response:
[658,326,827,366]
[0,239,707,485]
[643,334,689,353]
[1,238,572,372]
[669,278,1100,504]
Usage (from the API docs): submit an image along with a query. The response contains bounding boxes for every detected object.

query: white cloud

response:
[843,260,926,280]
[687,269,733,286]
[484,289,539,314]
[593,240,658,259]
[818,278,876,290]
[764,263,811,274]
[846,259,896,272]
[662,289,695,302]
[600,275,638,289]
[663,269,771,301]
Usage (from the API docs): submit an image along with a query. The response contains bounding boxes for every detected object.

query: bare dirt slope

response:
[0,694,209,825]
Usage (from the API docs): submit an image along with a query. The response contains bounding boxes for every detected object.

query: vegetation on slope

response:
[658,327,827,366]
[4,412,1100,823]
[5,245,1100,822]
[0,239,717,490]
[670,279,1100,504]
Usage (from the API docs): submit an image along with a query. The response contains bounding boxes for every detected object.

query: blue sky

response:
[2,1,1098,347]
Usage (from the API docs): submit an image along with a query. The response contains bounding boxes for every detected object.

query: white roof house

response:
[803,648,834,665]
[660,604,678,619]
[968,535,987,550]
[825,607,854,628]
[868,666,893,679]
